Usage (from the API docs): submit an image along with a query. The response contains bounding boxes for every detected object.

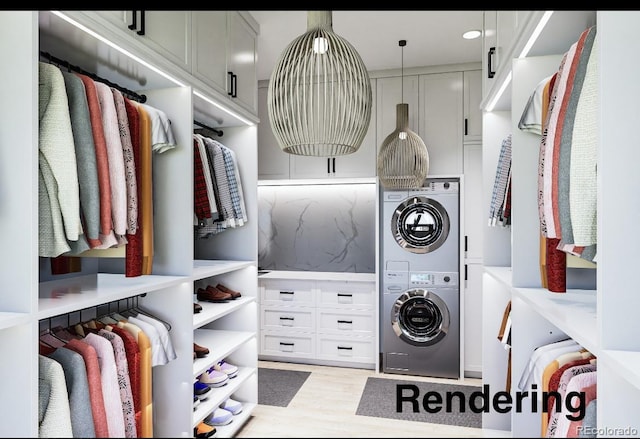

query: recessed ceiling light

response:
[463,30,482,40]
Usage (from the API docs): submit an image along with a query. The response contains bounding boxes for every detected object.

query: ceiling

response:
[249,10,485,82]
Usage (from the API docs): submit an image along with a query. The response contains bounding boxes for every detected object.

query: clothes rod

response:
[193,120,223,137]
[39,50,147,103]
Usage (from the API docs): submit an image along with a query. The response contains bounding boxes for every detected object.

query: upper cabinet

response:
[257,82,290,180]
[463,69,482,142]
[192,11,259,115]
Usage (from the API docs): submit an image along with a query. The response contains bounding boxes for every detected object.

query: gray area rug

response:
[356,377,482,428]
[258,367,311,407]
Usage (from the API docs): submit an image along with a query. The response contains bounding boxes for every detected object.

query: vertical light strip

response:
[518,11,554,58]
[486,71,512,112]
[51,11,186,87]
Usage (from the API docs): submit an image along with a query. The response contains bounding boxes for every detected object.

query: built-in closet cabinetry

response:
[481,10,640,438]
[258,272,377,369]
[0,10,259,437]
[257,82,290,180]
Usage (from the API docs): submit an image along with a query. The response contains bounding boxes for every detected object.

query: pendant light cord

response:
[399,39,406,104]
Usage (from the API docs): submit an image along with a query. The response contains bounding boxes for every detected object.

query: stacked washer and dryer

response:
[379,177,461,379]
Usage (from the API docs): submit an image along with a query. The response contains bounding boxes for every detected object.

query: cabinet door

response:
[227,12,258,114]
[191,11,228,96]
[482,10,497,97]
[464,262,483,377]
[418,72,463,175]
[257,84,290,180]
[463,142,483,261]
[137,11,191,71]
[376,75,419,156]
[463,70,483,142]
[92,10,130,29]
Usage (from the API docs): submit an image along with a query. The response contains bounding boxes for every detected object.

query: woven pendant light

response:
[377,40,429,189]
[267,11,373,156]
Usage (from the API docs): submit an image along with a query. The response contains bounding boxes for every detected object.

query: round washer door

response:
[390,288,450,346]
[391,196,450,254]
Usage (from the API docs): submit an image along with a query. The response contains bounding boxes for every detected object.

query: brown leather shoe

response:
[193,302,203,313]
[197,287,231,302]
[194,342,210,358]
[215,283,241,299]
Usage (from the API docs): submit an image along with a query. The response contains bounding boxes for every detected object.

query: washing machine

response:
[379,177,461,378]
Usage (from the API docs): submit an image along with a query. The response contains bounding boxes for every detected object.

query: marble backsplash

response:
[258,182,376,273]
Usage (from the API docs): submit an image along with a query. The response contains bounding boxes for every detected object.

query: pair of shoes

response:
[204,408,234,426]
[216,283,242,299]
[194,302,203,313]
[194,381,211,400]
[220,397,243,415]
[199,369,229,387]
[206,285,234,301]
[197,287,231,303]
[209,360,238,379]
[195,421,216,439]
[194,342,209,358]
[193,395,200,410]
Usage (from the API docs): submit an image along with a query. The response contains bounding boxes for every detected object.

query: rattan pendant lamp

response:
[377,40,429,189]
[267,11,372,156]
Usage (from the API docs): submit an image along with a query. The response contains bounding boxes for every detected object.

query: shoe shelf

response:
[192,366,257,428]
[193,328,255,376]
[213,402,257,439]
[192,259,255,281]
[193,296,257,329]
[38,272,186,320]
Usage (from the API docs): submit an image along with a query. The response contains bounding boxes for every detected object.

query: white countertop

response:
[258,270,376,282]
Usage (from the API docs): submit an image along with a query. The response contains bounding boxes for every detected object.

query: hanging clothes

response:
[38,355,74,438]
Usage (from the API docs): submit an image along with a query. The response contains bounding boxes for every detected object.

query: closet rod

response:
[193,120,223,137]
[39,50,148,103]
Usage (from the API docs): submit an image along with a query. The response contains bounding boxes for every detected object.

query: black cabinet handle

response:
[337,320,352,324]
[279,316,294,321]
[279,342,294,346]
[279,291,294,295]
[465,264,468,281]
[488,46,496,78]
[137,10,145,36]
[327,158,330,173]
[232,73,237,98]
[337,346,353,350]
[128,10,137,31]
[228,72,234,96]
[464,118,468,135]
[464,235,468,252]
[332,157,336,173]
[337,293,352,297]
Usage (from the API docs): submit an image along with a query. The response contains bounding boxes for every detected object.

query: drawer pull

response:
[279,291,294,294]
[337,293,352,297]
[337,320,352,324]
[337,346,353,350]
[279,341,295,352]
[279,342,295,346]
[279,316,295,320]
[279,316,295,326]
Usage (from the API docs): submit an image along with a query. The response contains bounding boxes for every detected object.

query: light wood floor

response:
[235,361,509,438]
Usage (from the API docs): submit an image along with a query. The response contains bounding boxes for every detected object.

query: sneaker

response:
[212,360,238,378]
[199,369,229,387]
[193,396,201,410]
[195,421,216,439]
[220,397,243,415]
[204,407,234,426]
[194,381,211,400]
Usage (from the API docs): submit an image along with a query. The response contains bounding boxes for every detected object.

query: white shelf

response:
[193,329,255,377]
[192,260,255,281]
[259,270,376,282]
[38,273,186,319]
[192,366,256,427]
[193,297,256,330]
[511,286,598,355]
[600,350,640,391]
[0,311,30,330]
[484,265,513,288]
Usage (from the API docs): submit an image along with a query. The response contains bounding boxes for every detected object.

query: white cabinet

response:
[257,82,290,180]
[463,70,483,142]
[482,11,498,96]
[418,72,464,175]
[463,262,483,377]
[227,11,258,114]
[289,78,377,179]
[191,11,228,96]
[258,272,376,368]
[0,10,260,437]
[463,142,484,261]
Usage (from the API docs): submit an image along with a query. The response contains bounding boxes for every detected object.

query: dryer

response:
[379,177,461,378]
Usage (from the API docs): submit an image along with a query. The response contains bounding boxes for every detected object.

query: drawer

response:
[260,279,315,306]
[316,334,375,363]
[261,331,315,358]
[316,281,375,309]
[316,308,374,336]
[261,306,315,332]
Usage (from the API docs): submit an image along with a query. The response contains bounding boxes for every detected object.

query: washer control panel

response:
[384,270,458,292]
